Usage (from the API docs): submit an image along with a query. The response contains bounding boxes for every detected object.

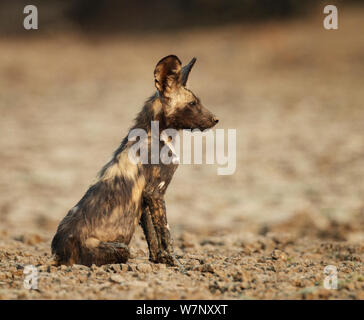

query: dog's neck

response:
[132,93,169,133]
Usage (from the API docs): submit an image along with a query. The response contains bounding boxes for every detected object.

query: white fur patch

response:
[70,206,78,214]
[160,131,180,164]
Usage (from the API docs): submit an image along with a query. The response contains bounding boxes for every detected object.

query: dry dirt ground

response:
[0,8,364,299]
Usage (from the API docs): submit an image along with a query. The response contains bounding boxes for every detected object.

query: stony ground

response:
[0,213,364,299]
[0,7,364,299]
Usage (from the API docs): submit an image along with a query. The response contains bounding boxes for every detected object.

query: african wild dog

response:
[51,55,219,267]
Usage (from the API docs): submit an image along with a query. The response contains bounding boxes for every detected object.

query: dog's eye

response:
[188,101,197,107]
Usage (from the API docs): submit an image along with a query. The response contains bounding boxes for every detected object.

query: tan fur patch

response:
[85,237,100,249]
[100,149,139,182]
[133,207,143,230]
[167,87,194,111]
[130,175,146,207]
[152,98,162,115]
[101,162,121,180]
[108,206,122,224]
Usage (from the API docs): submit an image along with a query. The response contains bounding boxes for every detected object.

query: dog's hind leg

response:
[81,240,130,267]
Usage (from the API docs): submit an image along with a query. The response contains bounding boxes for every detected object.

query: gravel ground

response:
[0,212,363,299]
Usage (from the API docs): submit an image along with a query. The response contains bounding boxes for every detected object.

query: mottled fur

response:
[51,55,218,266]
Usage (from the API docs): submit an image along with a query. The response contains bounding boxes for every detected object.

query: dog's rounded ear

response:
[181,57,196,86]
[154,55,182,97]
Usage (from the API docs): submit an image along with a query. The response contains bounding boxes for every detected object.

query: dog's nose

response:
[213,117,219,124]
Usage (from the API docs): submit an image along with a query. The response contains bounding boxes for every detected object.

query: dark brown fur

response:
[51,55,218,267]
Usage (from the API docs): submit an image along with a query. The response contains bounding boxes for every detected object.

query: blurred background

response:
[0,0,364,242]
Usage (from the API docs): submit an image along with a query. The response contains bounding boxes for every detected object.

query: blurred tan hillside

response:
[1,5,364,233]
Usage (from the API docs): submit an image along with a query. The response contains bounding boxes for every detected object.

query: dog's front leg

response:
[143,195,183,269]
[140,202,159,263]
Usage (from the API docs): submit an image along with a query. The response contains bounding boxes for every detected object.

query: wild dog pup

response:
[51,55,218,267]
